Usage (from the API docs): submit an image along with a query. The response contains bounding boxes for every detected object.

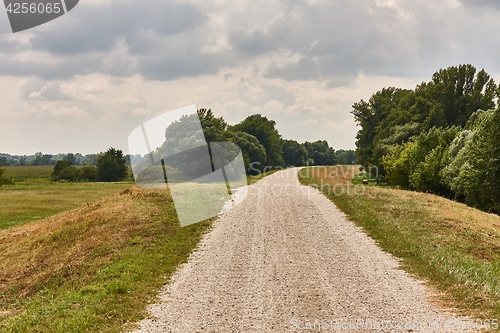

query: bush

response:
[51,160,98,182]
[79,166,98,182]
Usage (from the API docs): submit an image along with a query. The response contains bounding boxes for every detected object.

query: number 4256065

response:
[5,2,62,14]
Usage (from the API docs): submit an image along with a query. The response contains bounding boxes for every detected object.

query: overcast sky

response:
[1,0,500,155]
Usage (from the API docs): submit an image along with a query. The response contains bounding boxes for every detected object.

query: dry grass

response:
[0,186,212,332]
[299,166,500,323]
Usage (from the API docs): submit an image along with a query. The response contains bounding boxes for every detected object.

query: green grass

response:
[0,182,132,230]
[299,166,500,327]
[0,186,213,332]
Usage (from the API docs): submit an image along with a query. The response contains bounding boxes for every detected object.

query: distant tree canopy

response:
[97,148,128,182]
[232,114,284,167]
[8,108,345,185]
[336,149,357,165]
[352,64,500,214]
[303,140,336,166]
[192,109,341,171]
[282,139,308,167]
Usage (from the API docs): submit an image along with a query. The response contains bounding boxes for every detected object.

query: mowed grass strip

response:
[0,186,212,332]
[299,166,500,322]
[0,182,132,230]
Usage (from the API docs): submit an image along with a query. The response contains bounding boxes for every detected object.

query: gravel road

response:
[132,168,466,332]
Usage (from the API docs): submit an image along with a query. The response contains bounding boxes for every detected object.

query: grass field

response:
[0,166,134,230]
[0,182,133,230]
[299,166,500,325]
[2,165,54,182]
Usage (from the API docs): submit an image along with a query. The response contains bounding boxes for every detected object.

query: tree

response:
[336,150,357,165]
[63,153,78,165]
[282,139,308,167]
[233,114,284,167]
[303,140,336,165]
[230,131,267,174]
[32,152,55,166]
[51,160,73,181]
[0,156,10,166]
[79,166,99,182]
[429,64,497,127]
[445,109,500,212]
[197,108,229,142]
[97,148,127,182]
[382,126,459,192]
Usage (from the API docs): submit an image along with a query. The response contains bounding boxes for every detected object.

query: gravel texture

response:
[132,168,467,332]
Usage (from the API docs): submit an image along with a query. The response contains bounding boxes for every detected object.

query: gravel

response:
[132,168,467,332]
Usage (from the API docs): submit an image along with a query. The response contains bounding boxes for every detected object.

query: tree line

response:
[1,109,356,184]
[190,109,354,173]
[352,64,500,213]
[0,152,99,166]
[50,148,128,182]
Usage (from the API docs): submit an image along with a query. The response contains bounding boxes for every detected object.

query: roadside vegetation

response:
[299,165,500,323]
[352,64,500,215]
[0,186,213,332]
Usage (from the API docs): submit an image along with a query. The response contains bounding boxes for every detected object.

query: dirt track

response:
[133,168,464,332]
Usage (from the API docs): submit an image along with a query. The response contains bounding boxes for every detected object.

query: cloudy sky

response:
[1,0,500,155]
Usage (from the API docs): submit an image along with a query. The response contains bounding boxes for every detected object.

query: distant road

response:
[133,168,463,332]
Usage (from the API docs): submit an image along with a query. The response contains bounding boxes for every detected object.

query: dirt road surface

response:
[133,168,464,332]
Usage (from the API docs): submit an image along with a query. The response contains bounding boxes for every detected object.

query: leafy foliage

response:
[230,131,267,174]
[303,140,336,165]
[232,114,284,167]
[51,160,99,182]
[96,148,128,182]
[282,139,308,167]
[354,64,500,214]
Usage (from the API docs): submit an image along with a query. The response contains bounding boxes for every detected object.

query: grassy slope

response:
[0,186,212,332]
[299,166,500,322]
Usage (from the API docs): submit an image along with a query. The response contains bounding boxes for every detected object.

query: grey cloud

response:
[458,0,500,9]
[138,53,225,81]
[30,1,205,55]
[264,57,321,81]
[233,0,456,83]
[0,0,498,83]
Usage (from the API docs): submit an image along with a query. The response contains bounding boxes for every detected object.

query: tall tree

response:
[429,64,497,127]
[230,131,267,174]
[233,114,283,167]
[97,148,127,182]
[282,139,308,167]
[303,140,336,165]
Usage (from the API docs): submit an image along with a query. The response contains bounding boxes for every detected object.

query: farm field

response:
[299,165,500,323]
